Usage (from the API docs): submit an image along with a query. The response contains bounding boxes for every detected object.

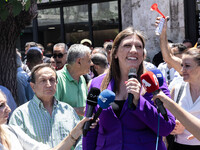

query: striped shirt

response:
[9,95,82,150]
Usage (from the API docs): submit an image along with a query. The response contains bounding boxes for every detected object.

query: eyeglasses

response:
[53,53,66,58]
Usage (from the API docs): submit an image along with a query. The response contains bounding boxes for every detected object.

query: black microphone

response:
[153,90,168,121]
[83,87,100,136]
[128,68,137,110]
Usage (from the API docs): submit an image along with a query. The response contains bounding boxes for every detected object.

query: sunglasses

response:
[53,53,66,58]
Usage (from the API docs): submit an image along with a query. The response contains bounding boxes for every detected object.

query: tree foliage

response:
[0,0,42,21]
[0,0,38,104]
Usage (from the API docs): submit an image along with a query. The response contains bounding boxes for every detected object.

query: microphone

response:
[83,87,100,136]
[91,89,115,124]
[128,68,137,110]
[140,71,168,121]
[150,69,164,87]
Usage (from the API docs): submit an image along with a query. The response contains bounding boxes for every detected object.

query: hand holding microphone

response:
[127,68,137,110]
[140,71,169,121]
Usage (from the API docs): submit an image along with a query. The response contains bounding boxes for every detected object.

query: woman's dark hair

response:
[101,27,146,93]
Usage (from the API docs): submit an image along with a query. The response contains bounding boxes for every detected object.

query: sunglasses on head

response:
[53,53,66,58]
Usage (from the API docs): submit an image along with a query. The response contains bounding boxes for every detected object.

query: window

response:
[63,5,89,44]
[37,8,61,46]
[92,1,119,46]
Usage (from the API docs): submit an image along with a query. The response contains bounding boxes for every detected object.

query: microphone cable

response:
[156,113,160,150]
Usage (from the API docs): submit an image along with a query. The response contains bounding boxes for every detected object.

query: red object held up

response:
[151,3,166,18]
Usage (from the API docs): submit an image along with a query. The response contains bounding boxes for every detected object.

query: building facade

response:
[18,0,199,61]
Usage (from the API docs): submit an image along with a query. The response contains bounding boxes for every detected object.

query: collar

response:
[62,64,80,82]
[56,65,64,71]
[32,95,58,109]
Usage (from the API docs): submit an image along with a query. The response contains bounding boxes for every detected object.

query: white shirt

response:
[168,71,183,91]
[158,62,176,85]
[144,61,157,71]
[0,125,50,150]
[174,82,200,145]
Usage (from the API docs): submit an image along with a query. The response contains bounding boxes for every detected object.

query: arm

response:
[153,91,200,140]
[159,17,182,75]
[170,86,175,100]
[10,118,95,150]
[52,117,92,150]
[74,107,85,116]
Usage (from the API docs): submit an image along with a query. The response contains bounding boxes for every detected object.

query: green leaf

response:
[0,8,9,21]
[24,0,31,11]
[11,0,23,17]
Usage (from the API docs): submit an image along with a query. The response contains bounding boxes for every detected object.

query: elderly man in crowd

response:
[55,44,92,117]
[9,63,82,149]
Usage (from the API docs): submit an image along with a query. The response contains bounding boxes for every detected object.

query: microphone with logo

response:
[150,69,164,87]
[140,71,169,121]
[91,89,115,124]
[128,68,137,110]
[83,87,100,136]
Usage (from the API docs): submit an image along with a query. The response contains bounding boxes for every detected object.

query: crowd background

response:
[1,16,200,150]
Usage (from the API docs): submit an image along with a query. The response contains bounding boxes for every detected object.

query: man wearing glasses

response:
[53,43,68,70]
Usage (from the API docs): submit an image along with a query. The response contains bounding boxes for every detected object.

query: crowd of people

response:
[1,16,200,150]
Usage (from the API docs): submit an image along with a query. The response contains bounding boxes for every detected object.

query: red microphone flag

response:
[140,71,159,93]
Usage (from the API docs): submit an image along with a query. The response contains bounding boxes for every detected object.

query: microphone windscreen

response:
[150,69,164,87]
[140,71,159,93]
[98,89,115,109]
[86,87,101,106]
[128,68,137,78]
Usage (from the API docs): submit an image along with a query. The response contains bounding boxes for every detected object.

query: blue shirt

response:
[17,67,34,105]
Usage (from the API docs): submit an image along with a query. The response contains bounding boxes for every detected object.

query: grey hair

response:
[53,43,68,52]
[25,42,37,47]
[67,44,91,65]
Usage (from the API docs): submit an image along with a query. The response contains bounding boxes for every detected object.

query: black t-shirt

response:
[111,100,125,118]
[152,51,164,67]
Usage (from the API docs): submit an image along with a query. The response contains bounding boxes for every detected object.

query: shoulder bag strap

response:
[176,82,185,104]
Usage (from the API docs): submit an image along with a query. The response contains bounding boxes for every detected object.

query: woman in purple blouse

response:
[83,27,175,150]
